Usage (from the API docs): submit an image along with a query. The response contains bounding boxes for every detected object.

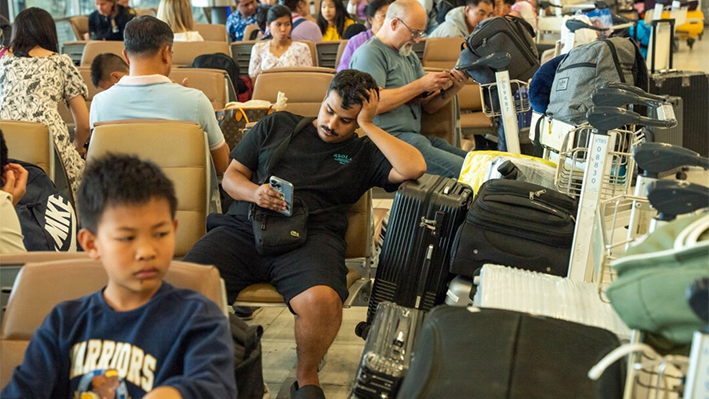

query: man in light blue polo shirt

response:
[90,16,230,174]
[350,0,470,178]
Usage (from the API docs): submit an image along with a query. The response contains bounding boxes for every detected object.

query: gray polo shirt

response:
[349,36,426,135]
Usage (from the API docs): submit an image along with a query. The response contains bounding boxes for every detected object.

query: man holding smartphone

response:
[184,70,426,399]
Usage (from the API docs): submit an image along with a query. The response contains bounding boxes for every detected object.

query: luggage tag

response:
[656,103,676,121]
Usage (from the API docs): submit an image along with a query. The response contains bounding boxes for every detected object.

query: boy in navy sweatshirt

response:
[1,154,237,399]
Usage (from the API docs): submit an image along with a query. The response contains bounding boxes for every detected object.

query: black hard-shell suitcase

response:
[649,71,709,157]
[351,302,424,399]
[362,175,473,329]
[449,179,577,278]
[396,306,624,399]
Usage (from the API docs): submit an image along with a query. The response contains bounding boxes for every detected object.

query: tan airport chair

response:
[316,40,346,69]
[296,40,318,67]
[230,40,258,73]
[0,121,53,176]
[422,37,465,69]
[252,67,336,117]
[234,190,374,308]
[243,23,260,41]
[61,41,88,65]
[0,120,76,206]
[134,7,156,16]
[419,67,462,147]
[168,68,229,110]
[0,259,226,390]
[540,48,556,65]
[80,40,126,66]
[195,23,228,42]
[0,252,90,323]
[171,41,230,67]
[69,15,89,40]
[458,82,494,137]
[88,121,219,257]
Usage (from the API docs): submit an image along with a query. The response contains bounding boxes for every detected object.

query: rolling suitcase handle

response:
[649,18,675,73]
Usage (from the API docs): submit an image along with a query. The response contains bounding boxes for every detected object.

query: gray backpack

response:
[546,38,648,125]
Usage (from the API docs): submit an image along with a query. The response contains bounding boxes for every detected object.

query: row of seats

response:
[68,14,228,42]
[61,37,494,136]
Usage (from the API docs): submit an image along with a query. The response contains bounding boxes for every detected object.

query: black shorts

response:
[183,214,349,312]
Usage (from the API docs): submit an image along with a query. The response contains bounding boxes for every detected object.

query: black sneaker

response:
[290,382,325,399]
[232,306,262,320]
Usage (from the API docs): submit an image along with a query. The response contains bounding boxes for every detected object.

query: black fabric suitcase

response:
[649,71,709,157]
[396,306,624,399]
[365,174,473,326]
[351,302,424,399]
[449,179,577,277]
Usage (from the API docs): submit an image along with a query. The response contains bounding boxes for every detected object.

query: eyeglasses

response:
[398,18,426,40]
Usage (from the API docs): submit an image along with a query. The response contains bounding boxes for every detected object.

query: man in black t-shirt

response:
[184,70,426,399]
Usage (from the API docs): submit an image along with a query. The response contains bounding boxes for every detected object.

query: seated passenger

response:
[157,0,205,41]
[347,0,369,21]
[248,5,313,81]
[0,8,90,194]
[1,153,237,399]
[318,0,354,40]
[337,0,391,72]
[280,0,323,42]
[90,16,230,174]
[90,52,129,90]
[0,129,28,254]
[86,0,136,41]
[428,0,494,38]
[350,0,470,178]
[227,0,266,41]
[183,70,426,399]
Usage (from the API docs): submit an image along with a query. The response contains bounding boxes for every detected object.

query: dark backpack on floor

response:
[229,313,265,399]
[191,52,248,95]
[12,159,78,252]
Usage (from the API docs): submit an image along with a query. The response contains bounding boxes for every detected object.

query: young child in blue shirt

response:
[1,154,237,399]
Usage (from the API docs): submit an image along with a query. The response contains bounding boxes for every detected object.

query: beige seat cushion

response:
[422,37,466,69]
[80,41,126,66]
[195,23,228,42]
[252,69,336,117]
[235,269,362,303]
[0,121,51,176]
[171,41,230,67]
[460,112,493,129]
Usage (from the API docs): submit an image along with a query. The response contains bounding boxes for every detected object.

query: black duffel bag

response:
[396,306,624,399]
[449,179,577,277]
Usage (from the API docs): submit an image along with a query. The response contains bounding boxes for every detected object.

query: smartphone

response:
[269,176,294,217]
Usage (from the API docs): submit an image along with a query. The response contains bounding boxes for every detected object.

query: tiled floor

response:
[246,36,709,399]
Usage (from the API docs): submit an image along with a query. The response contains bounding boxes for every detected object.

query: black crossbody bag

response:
[248,117,314,256]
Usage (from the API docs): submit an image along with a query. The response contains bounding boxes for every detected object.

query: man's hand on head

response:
[254,183,287,212]
[357,88,379,128]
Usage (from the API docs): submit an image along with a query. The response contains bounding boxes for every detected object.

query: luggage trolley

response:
[456,53,531,154]
[588,145,709,399]
[564,88,677,282]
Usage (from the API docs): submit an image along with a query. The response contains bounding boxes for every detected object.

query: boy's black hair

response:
[256,6,270,34]
[469,0,494,6]
[279,0,301,13]
[328,70,379,110]
[317,0,349,38]
[90,53,129,88]
[77,154,177,233]
[10,8,59,57]
[500,0,515,6]
[123,16,174,58]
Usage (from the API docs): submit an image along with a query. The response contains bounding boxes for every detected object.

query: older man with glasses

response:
[349,0,470,178]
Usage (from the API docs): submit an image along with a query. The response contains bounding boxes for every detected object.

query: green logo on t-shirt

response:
[333,154,351,165]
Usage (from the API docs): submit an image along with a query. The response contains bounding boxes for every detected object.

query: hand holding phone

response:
[269,176,294,217]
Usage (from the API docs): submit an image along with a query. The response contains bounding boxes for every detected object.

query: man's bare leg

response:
[289,285,343,389]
